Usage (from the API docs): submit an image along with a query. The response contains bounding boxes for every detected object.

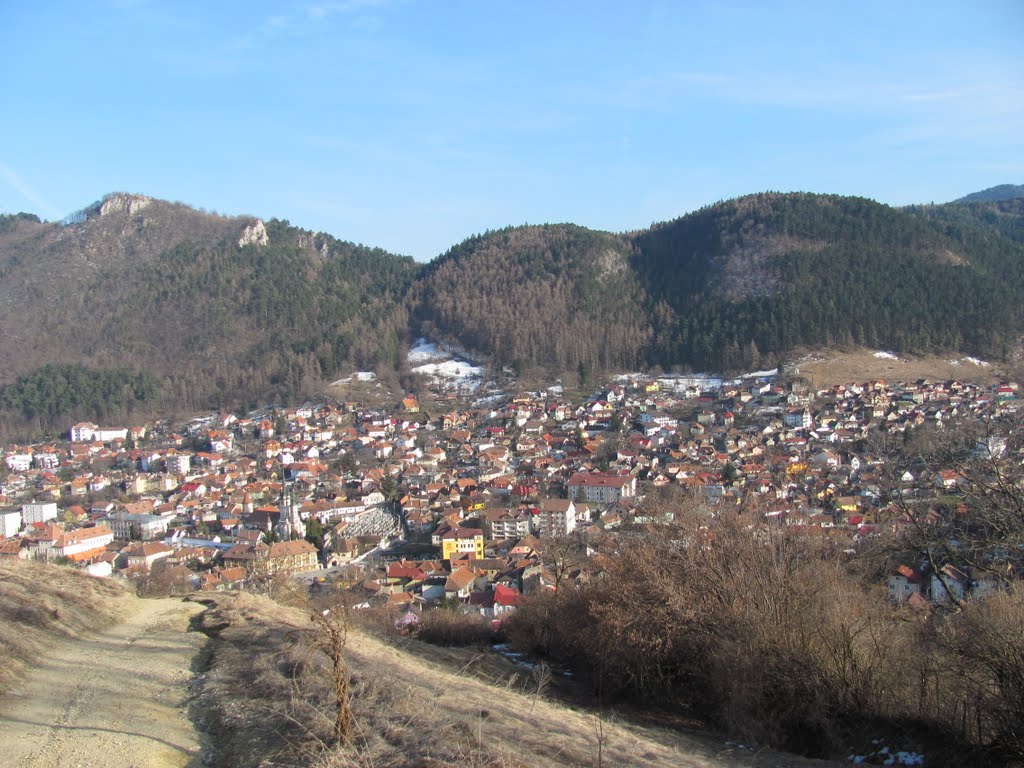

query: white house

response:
[33,452,60,469]
[537,499,577,538]
[5,454,33,472]
[51,525,114,561]
[567,473,636,505]
[22,501,58,526]
[70,422,98,442]
[0,509,22,538]
[887,565,923,603]
[783,408,812,429]
[166,453,192,475]
[93,427,128,442]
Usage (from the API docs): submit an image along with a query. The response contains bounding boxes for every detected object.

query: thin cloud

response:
[0,163,60,220]
[306,0,392,20]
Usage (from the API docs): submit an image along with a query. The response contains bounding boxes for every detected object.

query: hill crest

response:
[2,188,1023,429]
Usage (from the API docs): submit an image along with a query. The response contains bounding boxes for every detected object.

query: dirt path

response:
[0,597,205,768]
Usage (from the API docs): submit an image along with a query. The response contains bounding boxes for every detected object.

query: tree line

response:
[0,364,160,436]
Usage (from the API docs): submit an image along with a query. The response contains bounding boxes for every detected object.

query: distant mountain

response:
[3,189,1024,429]
[954,184,1024,203]
[915,197,1024,246]
[412,193,1024,375]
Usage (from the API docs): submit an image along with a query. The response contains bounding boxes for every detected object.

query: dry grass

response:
[188,591,839,768]
[788,348,1004,389]
[0,559,134,695]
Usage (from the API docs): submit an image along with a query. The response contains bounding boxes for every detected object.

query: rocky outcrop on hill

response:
[238,219,269,248]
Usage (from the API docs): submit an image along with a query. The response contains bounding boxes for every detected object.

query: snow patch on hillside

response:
[331,371,378,386]
[409,338,479,365]
[946,357,991,368]
[873,351,899,360]
[408,338,485,391]
[616,368,777,394]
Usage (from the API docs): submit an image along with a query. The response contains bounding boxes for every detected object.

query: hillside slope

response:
[190,591,837,768]
[0,559,134,695]
[0,194,418,423]
[954,184,1024,203]
[411,224,652,377]
[4,188,1024,423]
[631,192,1024,371]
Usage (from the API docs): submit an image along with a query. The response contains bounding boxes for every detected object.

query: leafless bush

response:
[506,511,937,758]
[415,607,493,646]
[935,585,1024,762]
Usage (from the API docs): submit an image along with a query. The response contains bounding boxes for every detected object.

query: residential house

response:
[567,472,636,506]
[125,541,174,570]
[1,509,22,538]
[108,510,170,541]
[22,501,58,526]
[888,565,923,603]
[267,539,319,573]
[536,499,577,538]
[440,527,485,561]
[485,509,532,540]
[931,564,971,604]
[51,525,114,562]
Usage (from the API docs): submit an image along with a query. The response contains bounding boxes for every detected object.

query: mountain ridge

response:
[953,183,1024,203]
[2,186,1023,429]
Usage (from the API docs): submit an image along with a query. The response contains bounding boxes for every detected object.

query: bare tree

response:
[308,602,352,745]
[872,413,1024,605]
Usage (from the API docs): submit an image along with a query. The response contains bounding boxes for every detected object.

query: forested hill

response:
[0,194,417,431]
[911,197,1024,247]
[411,193,1024,375]
[630,192,1024,371]
[3,189,1024,431]
[953,184,1024,203]
[410,224,651,377]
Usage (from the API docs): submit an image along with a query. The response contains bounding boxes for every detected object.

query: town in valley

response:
[2,351,1018,616]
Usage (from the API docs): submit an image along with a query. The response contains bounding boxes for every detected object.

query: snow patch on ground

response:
[412,359,484,386]
[408,339,442,363]
[616,368,777,393]
[873,351,899,360]
[946,357,991,368]
[408,338,479,365]
[408,338,485,391]
[745,368,779,379]
[331,371,378,386]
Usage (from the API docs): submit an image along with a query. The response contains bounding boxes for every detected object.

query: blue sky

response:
[1,1,1022,260]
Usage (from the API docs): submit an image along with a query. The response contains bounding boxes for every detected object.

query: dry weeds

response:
[788,348,1004,389]
[188,591,839,768]
[0,559,134,695]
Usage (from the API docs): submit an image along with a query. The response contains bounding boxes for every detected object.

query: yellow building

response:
[441,528,485,561]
